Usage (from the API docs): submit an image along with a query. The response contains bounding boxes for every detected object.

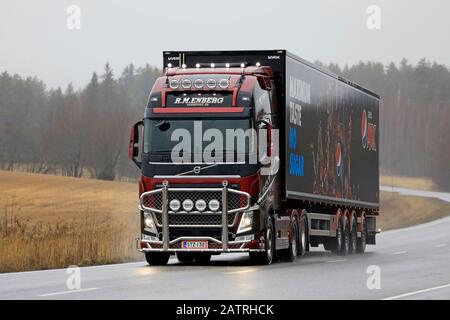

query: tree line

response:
[1,59,450,189]
[0,63,160,181]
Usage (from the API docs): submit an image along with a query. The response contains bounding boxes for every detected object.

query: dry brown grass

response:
[1,170,450,272]
[379,191,450,230]
[0,170,141,273]
[380,175,436,191]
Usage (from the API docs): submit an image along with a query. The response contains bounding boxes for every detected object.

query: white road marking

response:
[224,269,256,275]
[327,259,347,263]
[435,243,447,248]
[382,283,450,300]
[392,251,407,255]
[39,287,100,297]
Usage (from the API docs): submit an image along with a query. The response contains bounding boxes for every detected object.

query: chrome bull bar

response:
[139,181,251,251]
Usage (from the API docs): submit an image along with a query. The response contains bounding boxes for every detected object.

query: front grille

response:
[142,190,242,213]
[168,227,222,240]
[153,211,236,227]
[141,187,249,227]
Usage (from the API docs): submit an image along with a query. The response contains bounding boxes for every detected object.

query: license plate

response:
[181,240,208,250]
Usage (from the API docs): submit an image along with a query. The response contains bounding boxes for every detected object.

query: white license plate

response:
[181,240,208,249]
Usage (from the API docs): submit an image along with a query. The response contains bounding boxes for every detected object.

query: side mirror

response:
[129,120,143,168]
[257,119,273,160]
[257,76,273,91]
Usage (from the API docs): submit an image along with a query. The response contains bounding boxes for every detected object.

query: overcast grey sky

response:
[1,0,449,89]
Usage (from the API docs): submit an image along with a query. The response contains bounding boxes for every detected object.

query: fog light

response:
[169,199,181,212]
[182,199,194,212]
[208,199,220,211]
[195,199,207,212]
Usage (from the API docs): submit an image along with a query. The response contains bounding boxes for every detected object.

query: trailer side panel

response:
[284,54,379,209]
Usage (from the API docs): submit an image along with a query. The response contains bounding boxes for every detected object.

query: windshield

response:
[143,118,255,161]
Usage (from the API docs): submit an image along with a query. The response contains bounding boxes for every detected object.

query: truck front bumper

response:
[139,183,261,253]
[137,236,264,253]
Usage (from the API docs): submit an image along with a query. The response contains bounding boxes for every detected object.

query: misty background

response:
[1,1,450,188]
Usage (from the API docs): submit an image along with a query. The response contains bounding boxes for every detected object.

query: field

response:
[1,171,450,272]
[0,170,141,273]
[380,175,436,191]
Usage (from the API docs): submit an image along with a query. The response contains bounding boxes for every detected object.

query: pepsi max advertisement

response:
[285,54,379,208]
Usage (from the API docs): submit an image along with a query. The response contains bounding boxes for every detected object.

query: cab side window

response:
[253,82,271,120]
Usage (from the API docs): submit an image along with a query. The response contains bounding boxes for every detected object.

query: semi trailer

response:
[129,50,379,265]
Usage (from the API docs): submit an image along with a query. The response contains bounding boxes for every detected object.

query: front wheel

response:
[145,252,170,266]
[249,217,275,265]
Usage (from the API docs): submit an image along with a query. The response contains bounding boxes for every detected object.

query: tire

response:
[356,216,367,254]
[349,218,357,254]
[193,253,212,265]
[331,216,344,254]
[145,252,170,266]
[340,216,350,256]
[280,216,298,262]
[249,216,275,265]
[176,252,195,263]
[298,214,307,256]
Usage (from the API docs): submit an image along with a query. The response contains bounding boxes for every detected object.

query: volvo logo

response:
[193,166,201,174]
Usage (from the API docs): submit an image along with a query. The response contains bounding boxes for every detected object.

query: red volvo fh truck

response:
[129,50,379,265]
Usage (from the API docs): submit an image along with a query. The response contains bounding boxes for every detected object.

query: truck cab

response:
[130,61,281,265]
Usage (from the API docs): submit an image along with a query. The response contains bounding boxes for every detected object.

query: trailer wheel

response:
[331,217,344,254]
[340,216,350,256]
[145,252,170,266]
[349,218,357,254]
[176,252,195,263]
[356,216,367,254]
[249,217,275,265]
[298,214,307,256]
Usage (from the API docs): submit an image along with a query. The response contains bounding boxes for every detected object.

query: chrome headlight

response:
[195,199,207,212]
[182,199,194,212]
[237,212,253,234]
[143,212,157,234]
[169,79,179,89]
[169,199,181,212]
[208,199,220,212]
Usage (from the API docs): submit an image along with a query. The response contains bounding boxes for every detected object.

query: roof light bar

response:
[206,79,216,89]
